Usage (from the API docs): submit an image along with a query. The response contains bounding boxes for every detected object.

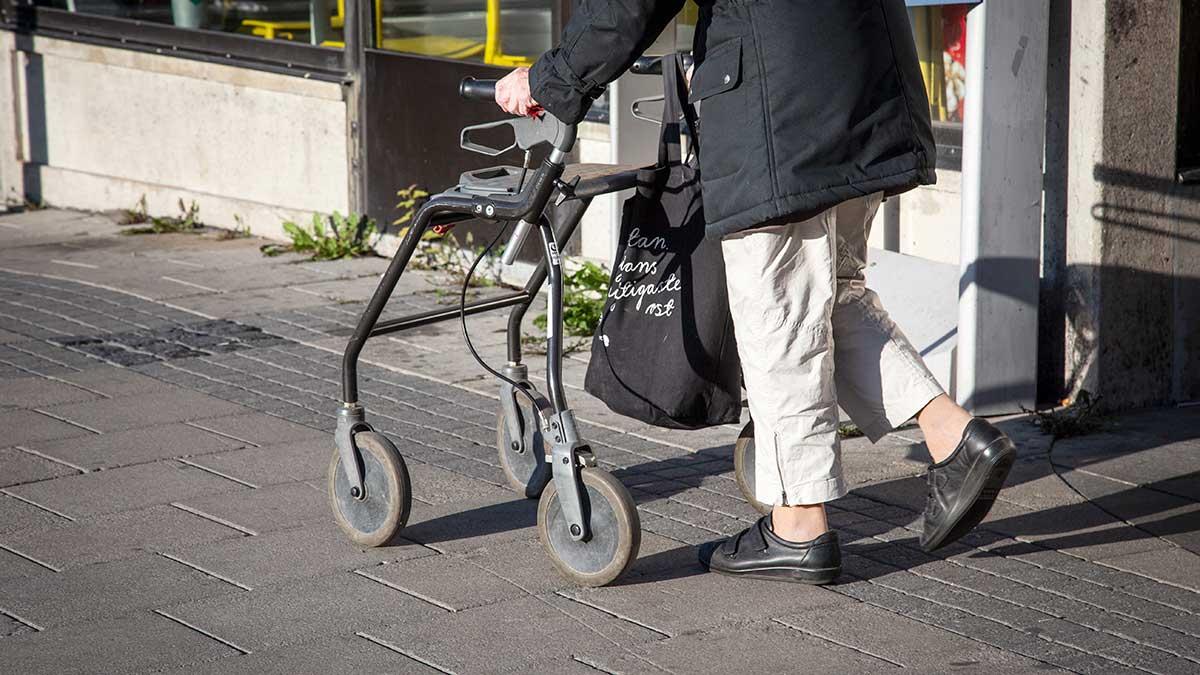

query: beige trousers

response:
[722,192,945,506]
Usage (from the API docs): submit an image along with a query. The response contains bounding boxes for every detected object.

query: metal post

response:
[344,0,370,218]
[957,0,1049,414]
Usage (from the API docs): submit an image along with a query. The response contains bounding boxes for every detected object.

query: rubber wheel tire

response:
[537,467,640,587]
[733,421,771,515]
[328,431,412,548]
[496,408,550,499]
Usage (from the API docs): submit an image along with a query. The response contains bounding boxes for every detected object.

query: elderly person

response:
[494,0,1016,584]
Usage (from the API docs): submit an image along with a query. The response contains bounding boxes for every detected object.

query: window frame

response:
[1,0,349,79]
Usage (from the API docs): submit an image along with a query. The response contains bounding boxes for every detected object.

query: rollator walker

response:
[328,55,762,587]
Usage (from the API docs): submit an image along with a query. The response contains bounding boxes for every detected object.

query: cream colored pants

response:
[722,193,945,506]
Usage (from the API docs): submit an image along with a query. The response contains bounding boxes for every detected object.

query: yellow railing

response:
[242,1,534,66]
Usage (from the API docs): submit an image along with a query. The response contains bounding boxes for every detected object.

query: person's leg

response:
[829,193,1017,552]
[700,208,844,584]
[721,209,842,541]
[828,193,957,452]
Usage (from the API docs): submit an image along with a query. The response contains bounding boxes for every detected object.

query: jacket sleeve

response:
[529,0,687,124]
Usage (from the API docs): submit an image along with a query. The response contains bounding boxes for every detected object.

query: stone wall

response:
[0,34,350,241]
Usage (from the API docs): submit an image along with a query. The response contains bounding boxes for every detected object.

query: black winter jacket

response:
[530,0,937,236]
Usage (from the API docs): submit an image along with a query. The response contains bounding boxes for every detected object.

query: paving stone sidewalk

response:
[1,208,1199,674]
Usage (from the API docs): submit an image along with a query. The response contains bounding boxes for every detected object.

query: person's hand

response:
[496,67,539,116]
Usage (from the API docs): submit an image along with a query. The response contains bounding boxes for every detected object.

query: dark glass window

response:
[32,0,347,48]
[375,1,556,63]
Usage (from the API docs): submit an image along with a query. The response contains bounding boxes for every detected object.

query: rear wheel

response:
[496,406,550,498]
[733,421,771,515]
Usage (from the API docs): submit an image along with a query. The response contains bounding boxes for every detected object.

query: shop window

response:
[374,0,555,65]
[31,0,349,48]
[908,2,977,170]
[1179,0,1200,182]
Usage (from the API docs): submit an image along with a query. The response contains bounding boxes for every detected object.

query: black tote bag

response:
[583,56,742,430]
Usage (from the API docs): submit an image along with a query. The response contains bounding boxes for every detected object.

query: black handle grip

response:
[459,77,498,101]
[630,53,695,75]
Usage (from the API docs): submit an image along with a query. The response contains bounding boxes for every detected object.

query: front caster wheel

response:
[496,408,550,499]
[733,421,771,515]
[538,468,640,587]
[328,431,412,547]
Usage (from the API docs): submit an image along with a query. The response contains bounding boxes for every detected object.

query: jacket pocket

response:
[689,37,743,103]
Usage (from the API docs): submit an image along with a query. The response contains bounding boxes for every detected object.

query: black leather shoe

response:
[921,418,1017,552]
[698,516,841,585]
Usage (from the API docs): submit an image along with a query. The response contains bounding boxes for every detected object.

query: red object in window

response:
[942,4,970,122]
[943,5,968,67]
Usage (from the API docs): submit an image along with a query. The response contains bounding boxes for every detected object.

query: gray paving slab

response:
[0,548,56,584]
[406,459,517,506]
[161,571,441,652]
[364,593,665,674]
[0,375,103,409]
[170,633,440,675]
[54,365,183,397]
[0,554,241,628]
[0,446,79,486]
[0,610,239,675]
[0,409,96,445]
[776,600,1039,670]
[39,390,248,433]
[172,480,327,535]
[0,611,37,638]
[362,536,576,612]
[184,436,329,488]
[5,460,246,519]
[24,422,245,471]
[398,492,541,554]
[164,519,436,589]
[185,411,325,446]
[581,619,924,674]
[1099,547,1200,591]
[0,492,69,533]
[1,503,245,570]
[561,566,855,637]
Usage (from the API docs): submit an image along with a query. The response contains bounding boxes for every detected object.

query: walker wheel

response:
[537,468,640,587]
[734,421,771,515]
[328,431,412,547]
[496,408,550,499]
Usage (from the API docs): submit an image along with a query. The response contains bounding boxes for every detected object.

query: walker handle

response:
[460,77,498,101]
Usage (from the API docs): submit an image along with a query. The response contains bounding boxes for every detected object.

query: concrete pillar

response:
[957,0,1049,415]
[1062,0,1200,408]
[0,31,22,206]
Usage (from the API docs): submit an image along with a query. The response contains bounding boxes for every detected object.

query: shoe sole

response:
[705,564,841,586]
[922,437,1017,552]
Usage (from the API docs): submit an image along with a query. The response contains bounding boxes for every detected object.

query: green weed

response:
[534,261,609,338]
[277,211,378,260]
[121,199,202,235]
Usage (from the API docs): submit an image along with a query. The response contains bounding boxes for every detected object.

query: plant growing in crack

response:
[120,198,203,235]
[1024,389,1109,439]
[523,260,609,356]
[269,211,378,260]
